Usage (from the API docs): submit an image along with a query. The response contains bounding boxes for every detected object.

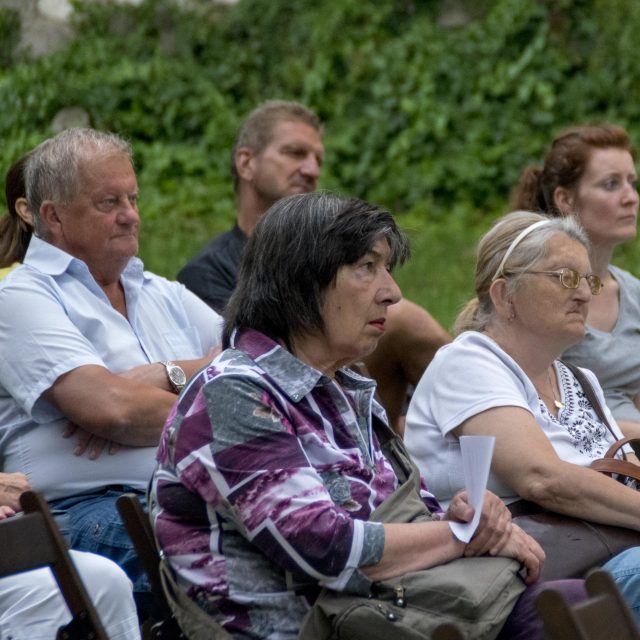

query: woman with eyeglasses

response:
[510,124,640,439]
[404,210,639,515]
[403,210,640,616]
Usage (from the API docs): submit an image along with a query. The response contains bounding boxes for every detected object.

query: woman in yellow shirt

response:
[0,153,32,279]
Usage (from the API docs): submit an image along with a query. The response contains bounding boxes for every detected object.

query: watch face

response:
[170,366,187,386]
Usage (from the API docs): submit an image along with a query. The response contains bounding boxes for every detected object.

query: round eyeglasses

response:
[525,268,602,295]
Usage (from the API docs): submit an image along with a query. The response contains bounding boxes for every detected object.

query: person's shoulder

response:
[198,348,273,397]
[207,226,247,264]
[610,264,640,289]
[140,269,183,296]
[0,262,19,281]
[141,270,221,313]
[0,261,54,294]
[193,226,245,260]
[434,331,498,359]
[426,332,520,387]
[178,227,244,278]
[206,226,243,250]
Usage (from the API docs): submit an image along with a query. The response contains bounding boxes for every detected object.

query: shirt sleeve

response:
[603,388,640,423]
[171,374,384,593]
[411,335,534,438]
[177,253,236,314]
[0,276,104,420]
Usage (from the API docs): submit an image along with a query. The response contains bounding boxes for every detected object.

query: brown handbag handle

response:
[590,458,640,482]
[602,436,640,459]
[591,437,640,481]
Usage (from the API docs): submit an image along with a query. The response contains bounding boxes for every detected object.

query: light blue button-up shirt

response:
[0,236,222,499]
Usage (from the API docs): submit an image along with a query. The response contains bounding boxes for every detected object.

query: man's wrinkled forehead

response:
[263,117,323,149]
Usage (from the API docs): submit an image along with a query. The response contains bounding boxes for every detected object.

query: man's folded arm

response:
[43,364,179,447]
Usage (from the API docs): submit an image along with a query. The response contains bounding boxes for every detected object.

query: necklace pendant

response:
[554,399,565,410]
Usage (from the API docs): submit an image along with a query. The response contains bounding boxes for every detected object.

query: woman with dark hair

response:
[149,192,591,640]
[0,153,32,277]
[510,124,640,436]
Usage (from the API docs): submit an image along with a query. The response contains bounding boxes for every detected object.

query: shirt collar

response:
[233,328,376,403]
[23,235,148,283]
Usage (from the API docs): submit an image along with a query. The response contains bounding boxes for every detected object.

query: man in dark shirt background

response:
[177,101,324,312]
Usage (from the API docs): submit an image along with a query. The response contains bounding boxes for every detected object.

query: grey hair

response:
[454,210,589,335]
[223,191,409,350]
[25,128,133,236]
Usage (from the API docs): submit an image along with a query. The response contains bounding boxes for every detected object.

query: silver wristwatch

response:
[162,361,186,394]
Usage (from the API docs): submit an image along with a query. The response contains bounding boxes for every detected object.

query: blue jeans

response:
[49,486,150,596]
[602,547,640,624]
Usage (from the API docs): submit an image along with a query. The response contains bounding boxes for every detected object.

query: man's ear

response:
[235,147,255,182]
[553,186,575,215]
[38,201,63,237]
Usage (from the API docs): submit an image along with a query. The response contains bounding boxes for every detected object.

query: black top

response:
[177,225,248,313]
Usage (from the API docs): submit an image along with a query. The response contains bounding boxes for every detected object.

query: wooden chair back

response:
[116,492,185,639]
[536,569,640,640]
[0,490,108,640]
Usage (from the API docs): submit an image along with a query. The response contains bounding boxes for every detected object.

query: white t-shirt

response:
[404,331,626,508]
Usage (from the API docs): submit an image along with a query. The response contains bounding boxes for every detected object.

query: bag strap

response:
[371,414,418,486]
[158,556,234,640]
[288,416,434,596]
[589,457,640,482]
[602,436,640,459]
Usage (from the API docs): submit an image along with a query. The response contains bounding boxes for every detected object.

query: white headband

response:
[491,219,551,281]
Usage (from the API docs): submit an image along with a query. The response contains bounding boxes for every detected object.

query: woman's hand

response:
[0,472,31,511]
[494,524,545,585]
[445,490,512,557]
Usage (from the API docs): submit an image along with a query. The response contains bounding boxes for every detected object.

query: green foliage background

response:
[1,0,639,330]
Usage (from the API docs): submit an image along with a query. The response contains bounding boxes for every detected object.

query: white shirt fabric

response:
[0,549,141,639]
[0,236,223,500]
[404,331,627,508]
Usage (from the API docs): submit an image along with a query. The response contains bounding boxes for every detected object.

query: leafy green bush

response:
[1,0,640,328]
[0,7,20,69]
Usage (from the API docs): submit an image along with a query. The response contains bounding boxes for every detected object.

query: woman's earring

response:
[508,304,516,323]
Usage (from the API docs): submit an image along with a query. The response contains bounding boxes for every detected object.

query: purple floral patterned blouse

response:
[150,328,440,639]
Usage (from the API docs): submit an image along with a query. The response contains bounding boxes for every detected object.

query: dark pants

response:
[498,579,587,640]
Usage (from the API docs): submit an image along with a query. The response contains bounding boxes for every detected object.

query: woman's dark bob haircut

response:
[223,192,410,350]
